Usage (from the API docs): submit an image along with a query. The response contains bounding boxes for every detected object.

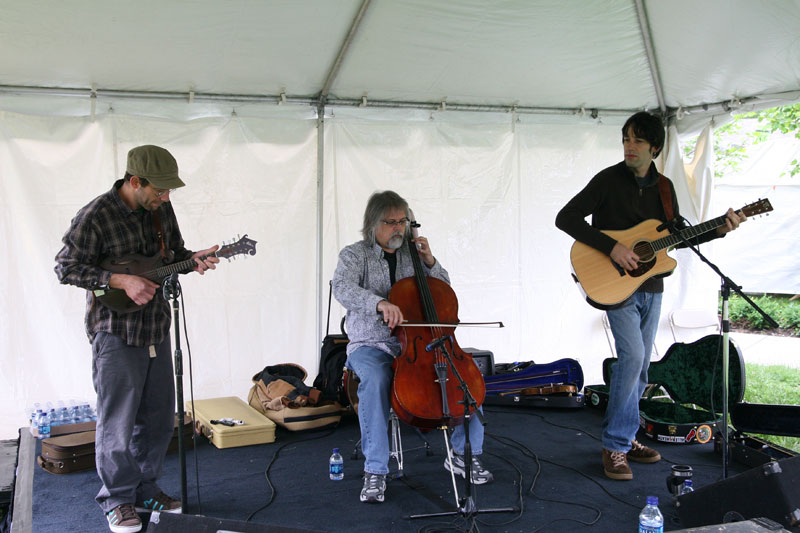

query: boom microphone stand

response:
[661,217,777,479]
[409,335,515,520]
[162,273,188,508]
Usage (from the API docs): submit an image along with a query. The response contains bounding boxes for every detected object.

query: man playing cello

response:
[332,190,493,504]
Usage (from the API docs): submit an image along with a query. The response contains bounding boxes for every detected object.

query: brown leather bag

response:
[248,363,343,431]
[248,363,321,412]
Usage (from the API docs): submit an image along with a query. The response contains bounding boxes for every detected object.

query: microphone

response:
[162,273,179,300]
[656,215,686,233]
[426,335,452,352]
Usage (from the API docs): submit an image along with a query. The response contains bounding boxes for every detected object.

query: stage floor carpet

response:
[27,405,760,532]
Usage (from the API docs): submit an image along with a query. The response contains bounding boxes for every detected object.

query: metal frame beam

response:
[318,0,372,106]
[634,0,666,115]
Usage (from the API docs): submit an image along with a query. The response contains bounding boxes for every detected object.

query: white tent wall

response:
[0,98,777,439]
[0,103,320,438]
[710,128,800,296]
[310,103,725,361]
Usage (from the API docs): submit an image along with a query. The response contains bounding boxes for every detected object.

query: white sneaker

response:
[444,454,494,485]
[360,472,386,503]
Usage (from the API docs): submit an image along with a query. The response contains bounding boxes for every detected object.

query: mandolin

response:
[93,235,257,314]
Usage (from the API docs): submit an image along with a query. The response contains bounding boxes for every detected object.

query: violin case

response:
[483,358,585,408]
[584,334,746,445]
[37,416,193,474]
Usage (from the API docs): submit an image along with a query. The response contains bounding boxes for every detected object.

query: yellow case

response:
[187,396,276,449]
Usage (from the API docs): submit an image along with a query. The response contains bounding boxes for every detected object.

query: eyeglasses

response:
[381,218,409,227]
[152,188,175,198]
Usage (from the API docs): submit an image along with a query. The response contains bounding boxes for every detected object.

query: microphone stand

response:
[409,335,515,520]
[162,273,188,508]
[660,218,778,479]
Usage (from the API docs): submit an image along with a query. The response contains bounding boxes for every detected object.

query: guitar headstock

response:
[741,198,773,217]
[218,235,258,260]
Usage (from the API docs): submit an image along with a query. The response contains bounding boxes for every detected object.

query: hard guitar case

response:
[584,334,745,444]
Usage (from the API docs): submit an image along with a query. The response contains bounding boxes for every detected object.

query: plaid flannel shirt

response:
[54,179,192,347]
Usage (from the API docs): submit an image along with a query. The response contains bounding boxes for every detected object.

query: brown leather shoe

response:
[627,439,661,463]
[602,448,632,480]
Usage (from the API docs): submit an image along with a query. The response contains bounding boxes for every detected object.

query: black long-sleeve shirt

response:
[555,161,720,293]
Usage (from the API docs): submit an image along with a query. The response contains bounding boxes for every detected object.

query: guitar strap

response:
[152,210,168,260]
[657,174,675,223]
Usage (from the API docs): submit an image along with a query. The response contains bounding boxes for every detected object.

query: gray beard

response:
[386,235,404,250]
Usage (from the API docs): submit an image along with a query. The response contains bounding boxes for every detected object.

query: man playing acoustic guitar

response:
[555,112,744,481]
[55,145,219,532]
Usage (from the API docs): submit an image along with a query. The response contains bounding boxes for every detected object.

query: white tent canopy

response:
[2,0,799,119]
[1,0,799,437]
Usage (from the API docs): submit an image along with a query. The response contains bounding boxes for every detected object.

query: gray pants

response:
[92,332,175,512]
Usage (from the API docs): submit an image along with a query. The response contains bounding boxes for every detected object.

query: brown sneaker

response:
[135,491,182,513]
[627,439,661,463]
[106,503,142,533]
[602,449,633,480]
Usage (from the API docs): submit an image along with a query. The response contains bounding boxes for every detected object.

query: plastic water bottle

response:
[81,404,96,422]
[329,448,344,480]
[29,403,41,423]
[638,495,664,533]
[679,479,694,495]
[37,410,51,440]
[30,409,43,436]
[69,403,81,424]
[48,408,61,426]
[58,407,71,426]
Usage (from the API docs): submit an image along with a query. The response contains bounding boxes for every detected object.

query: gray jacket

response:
[332,239,449,356]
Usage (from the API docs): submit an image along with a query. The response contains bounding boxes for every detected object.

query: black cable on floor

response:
[488,432,607,532]
[482,407,673,531]
[245,428,337,522]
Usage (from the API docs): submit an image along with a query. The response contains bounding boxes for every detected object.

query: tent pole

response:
[319,0,372,102]
[315,102,325,376]
[634,0,667,114]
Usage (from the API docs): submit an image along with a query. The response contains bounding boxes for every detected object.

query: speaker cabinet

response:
[677,456,800,529]
[463,347,494,376]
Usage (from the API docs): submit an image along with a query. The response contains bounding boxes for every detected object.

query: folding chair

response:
[602,313,659,358]
[668,308,720,343]
[344,369,432,478]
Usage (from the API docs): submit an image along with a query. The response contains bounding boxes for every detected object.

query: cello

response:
[389,214,486,430]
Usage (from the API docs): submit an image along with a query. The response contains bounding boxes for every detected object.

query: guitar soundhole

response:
[629,241,656,278]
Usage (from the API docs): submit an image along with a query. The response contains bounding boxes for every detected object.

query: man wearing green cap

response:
[55,145,219,533]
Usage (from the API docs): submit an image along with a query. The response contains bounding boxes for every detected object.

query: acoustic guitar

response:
[569,199,772,309]
[93,235,257,314]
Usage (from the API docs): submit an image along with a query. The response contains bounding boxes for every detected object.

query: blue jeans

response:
[347,346,484,475]
[602,291,662,452]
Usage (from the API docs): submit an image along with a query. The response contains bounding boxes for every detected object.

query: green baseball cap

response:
[126,145,186,189]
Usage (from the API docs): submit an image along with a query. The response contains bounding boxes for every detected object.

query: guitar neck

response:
[650,214,727,252]
[144,252,217,281]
